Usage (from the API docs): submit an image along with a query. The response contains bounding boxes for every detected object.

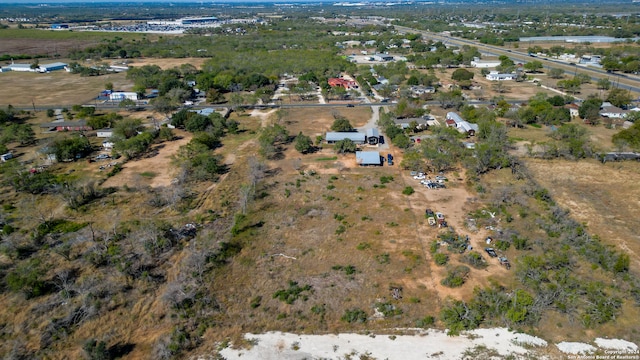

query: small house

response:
[356,151,382,166]
[485,71,515,81]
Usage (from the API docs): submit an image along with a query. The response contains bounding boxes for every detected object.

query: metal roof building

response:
[356,151,381,166]
[326,132,366,144]
[38,62,68,73]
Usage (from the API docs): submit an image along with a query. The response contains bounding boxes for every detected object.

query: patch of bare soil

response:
[101,130,191,188]
[0,39,100,57]
[527,158,640,270]
[126,57,208,70]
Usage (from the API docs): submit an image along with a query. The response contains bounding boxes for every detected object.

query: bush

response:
[273,281,312,304]
[402,186,415,195]
[434,253,449,266]
[341,308,368,323]
[375,302,403,317]
[441,265,470,288]
[461,251,487,269]
[416,315,435,328]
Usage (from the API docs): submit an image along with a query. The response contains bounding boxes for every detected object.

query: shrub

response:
[434,253,449,266]
[375,253,390,264]
[375,302,403,317]
[341,308,368,323]
[273,281,312,304]
[441,265,470,288]
[416,315,435,328]
[461,251,487,269]
[402,186,415,195]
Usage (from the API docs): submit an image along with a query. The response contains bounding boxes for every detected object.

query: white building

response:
[486,71,515,81]
[109,92,139,101]
[470,57,501,68]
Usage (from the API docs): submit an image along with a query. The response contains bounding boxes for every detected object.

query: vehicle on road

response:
[346,104,355,107]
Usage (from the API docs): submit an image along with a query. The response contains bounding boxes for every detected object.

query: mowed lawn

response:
[0,69,130,107]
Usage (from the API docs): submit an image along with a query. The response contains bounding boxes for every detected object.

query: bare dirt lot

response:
[101,129,192,188]
[126,57,209,70]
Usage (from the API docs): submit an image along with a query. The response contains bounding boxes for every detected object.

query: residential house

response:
[326,132,366,144]
[96,129,114,138]
[600,102,629,118]
[485,71,515,81]
[446,112,479,136]
[328,78,358,90]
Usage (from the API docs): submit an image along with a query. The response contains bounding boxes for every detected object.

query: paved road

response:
[394,25,640,96]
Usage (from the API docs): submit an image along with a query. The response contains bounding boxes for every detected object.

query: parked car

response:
[485,248,498,257]
[435,175,447,181]
[379,135,384,144]
[499,257,511,270]
[95,154,110,160]
[425,209,434,217]
[413,173,425,180]
[436,212,445,220]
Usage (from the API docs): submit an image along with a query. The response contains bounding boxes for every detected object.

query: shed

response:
[326,132,366,144]
[96,129,114,138]
[365,128,379,145]
[356,151,381,166]
[39,120,91,132]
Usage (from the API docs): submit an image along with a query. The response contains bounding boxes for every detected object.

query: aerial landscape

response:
[1,0,640,359]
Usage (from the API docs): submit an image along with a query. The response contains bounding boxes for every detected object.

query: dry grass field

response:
[0,69,130,106]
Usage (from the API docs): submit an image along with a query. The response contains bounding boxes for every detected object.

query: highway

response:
[394,25,640,97]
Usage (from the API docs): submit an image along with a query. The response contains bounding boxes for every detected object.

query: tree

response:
[294,132,313,154]
[50,135,92,162]
[331,117,354,132]
[184,115,211,133]
[334,139,357,154]
[114,118,144,139]
[206,88,225,104]
[451,68,474,82]
[152,96,177,119]
[548,68,565,79]
[104,82,114,91]
[523,60,543,73]
[46,109,55,118]
[578,98,603,122]
[597,78,612,90]
[612,121,640,150]
[606,88,633,108]
[118,98,137,111]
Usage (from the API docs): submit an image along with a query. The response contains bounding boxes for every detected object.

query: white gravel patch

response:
[557,342,597,354]
[218,328,548,360]
[511,333,548,347]
[594,338,638,351]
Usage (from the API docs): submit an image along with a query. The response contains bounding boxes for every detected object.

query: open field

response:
[0,70,129,107]
[0,29,154,57]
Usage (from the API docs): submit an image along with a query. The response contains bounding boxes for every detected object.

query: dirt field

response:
[0,38,101,58]
[0,69,129,106]
[126,57,209,70]
[101,129,192,188]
